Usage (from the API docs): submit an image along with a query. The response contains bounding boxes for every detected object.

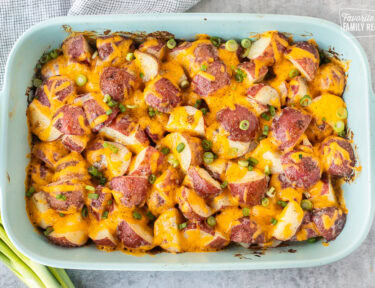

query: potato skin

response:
[230,217,266,245]
[185,166,222,199]
[116,220,152,249]
[321,136,356,178]
[312,63,346,96]
[109,176,148,208]
[312,207,346,241]
[228,174,268,206]
[62,34,91,64]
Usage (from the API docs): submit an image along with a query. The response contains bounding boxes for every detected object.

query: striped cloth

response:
[0,0,200,88]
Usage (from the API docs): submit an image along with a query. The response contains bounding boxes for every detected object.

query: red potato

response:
[287,76,310,104]
[281,150,321,189]
[176,187,213,220]
[61,135,90,153]
[96,35,134,64]
[289,211,320,242]
[166,106,205,136]
[47,212,89,247]
[100,66,137,102]
[321,136,356,178]
[160,132,203,173]
[216,104,259,142]
[147,168,181,216]
[30,192,59,229]
[53,152,90,182]
[30,160,54,187]
[192,61,231,96]
[248,32,289,64]
[226,163,268,206]
[144,76,182,113]
[272,200,304,241]
[41,58,62,79]
[129,146,165,177]
[28,100,63,142]
[89,226,117,248]
[139,37,167,60]
[194,43,218,64]
[237,61,268,84]
[312,63,346,96]
[99,114,149,154]
[116,220,154,250]
[35,76,76,107]
[306,118,333,144]
[285,41,320,81]
[247,83,281,108]
[32,141,69,170]
[86,139,132,179]
[230,217,266,246]
[182,221,229,251]
[74,93,119,132]
[109,176,148,208]
[308,176,338,209]
[249,138,284,175]
[271,107,312,151]
[134,50,159,82]
[312,207,346,241]
[204,158,228,181]
[87,186,114,221]
[52,104,91,136]
[62,34,92,64]
[42,180,85,214]
[154,208,184,253]
[208,189,237,213]
[184,166,222,199]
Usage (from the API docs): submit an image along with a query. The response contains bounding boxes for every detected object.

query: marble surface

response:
[1,0,375,287]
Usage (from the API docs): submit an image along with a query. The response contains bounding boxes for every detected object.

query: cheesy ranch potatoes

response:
[26,31,356,253]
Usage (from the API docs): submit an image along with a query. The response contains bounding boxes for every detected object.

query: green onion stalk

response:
[0,214,74,287]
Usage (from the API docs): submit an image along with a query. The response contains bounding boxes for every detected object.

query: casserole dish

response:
[0,13,374,270]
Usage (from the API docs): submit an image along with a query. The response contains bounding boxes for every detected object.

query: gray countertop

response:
[2,0,375,287]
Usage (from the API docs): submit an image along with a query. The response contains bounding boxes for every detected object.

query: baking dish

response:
[0,13,374,271]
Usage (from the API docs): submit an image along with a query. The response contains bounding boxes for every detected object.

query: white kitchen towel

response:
[0,0,200,88]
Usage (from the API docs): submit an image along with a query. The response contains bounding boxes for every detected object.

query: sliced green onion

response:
[178,222,187,230]
[126,104,137,109]
[148,174,157,184]
[238,159,249,167]
[32,78,42,88]
[75,74,87,87]
[322,117,327,122]
[55,194,66,201]
[336,107,348,119]
[264,165,271,176]
[248,165,253,171]
[88,166,99,177]
[85,185,95,191]
[200,108,208,115]
[241,38,252,48]
[338,130,346,138]
[301,199,313,211]
[118,103,126,113]
[300,95,312,107]
[261,112,271,121]
[148,107,156,117]
[261,198,270,207]
[126,52,135,61]
[50,50,58,59]
[99,177,107,185]
[203,152,215,164]
[103,94,111,103]
[202,139,212,151]
[269,105,276,116]
[160,147,170,155]
[234,68,246,82]
[247,157,259,166]
[59,213,65,217]
[91,50,98,59]
[194,99,202,108]
[266,186,276,198]
[241,47,250,58]
[81,205,88,218]
[40,54,51,64]
[225,39,239,52]
[102,211,109,219]
[167,38,176,49]
[103,142,118,153]
[200,64,207,71]
[132,211,142,220]
[242,207,250,217]
[167,154,179,168]
[277,200,288,208]
[176,143,185,153]
[88,193,99,200]
[289,69,300,78]
[239,120,250,130]
[106,109,113,115]
[26,187,35,198]
[180,80,190,89]
[107,99,118,107]
[299,154,303,159]
[44,227,54,236]
[220,181,228,189]
[139,72,144,79]
[334,120,345,133]
[307,237,317,243]
[210,36,221,47]
[270,218,278,225]
[263,125,269,136]
[147,211,156,221]
[206,216,217,227]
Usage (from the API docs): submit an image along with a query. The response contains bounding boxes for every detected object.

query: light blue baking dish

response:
[0,13,374,271]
